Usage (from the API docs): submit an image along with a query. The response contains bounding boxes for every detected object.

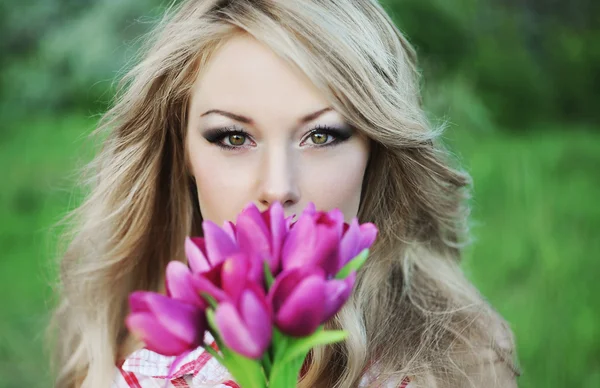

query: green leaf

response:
[269,354,306,387]
[219,346,266,388]
[268,328,348,387]
[271,328,289,362]
[263,260,275,289]
[205,308,227,356]
[281,329,348,364]
[335,248,369,279]
[261,350,272,376]
[202,343,224,364]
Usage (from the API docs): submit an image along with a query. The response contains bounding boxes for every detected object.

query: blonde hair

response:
[48,1,521,387]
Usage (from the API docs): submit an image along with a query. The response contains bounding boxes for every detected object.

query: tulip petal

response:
[222,221,237,242]
[185,237,210,274]
[322,272,356,322]
[239,288,271,354]
[338,220,378,274]
[190,272,230,303]
[285,214,295,229]
[129,291,152,313]
[281,214,316,270]
[143,293,205,345]
[203,220,239,266]
[338,219,362,272]
[312,224,341,276]
[166,261,204,306]
[221,254,250,302]
[275,275,326,337]
[314,208,344,236]
[267,201,286,270]
[303,202,316,216]
[359,223,378,248]
[126,312,191,356]
[215,302,262,358]
[237,215,271,265]
[240,203,270,238]
[268,267,324,312]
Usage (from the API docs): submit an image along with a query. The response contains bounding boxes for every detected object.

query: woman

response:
[49,0,522,387]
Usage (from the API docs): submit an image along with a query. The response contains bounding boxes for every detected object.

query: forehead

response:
[190,34,330,119]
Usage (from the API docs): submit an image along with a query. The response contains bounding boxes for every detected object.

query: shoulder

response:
[464,318,522,387]
[489,316,522,377]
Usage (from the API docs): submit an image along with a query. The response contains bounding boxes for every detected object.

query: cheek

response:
[187,142,257,225]
[300,141,369,218]
[186,136,370,224]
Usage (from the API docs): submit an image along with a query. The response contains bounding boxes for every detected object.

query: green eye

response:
[228,134,246,146]
[310,132,329,145]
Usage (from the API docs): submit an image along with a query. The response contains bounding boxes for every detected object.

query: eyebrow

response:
[200,107,333,125]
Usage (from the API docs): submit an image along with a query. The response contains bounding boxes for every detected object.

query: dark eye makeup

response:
[202,124,353,151]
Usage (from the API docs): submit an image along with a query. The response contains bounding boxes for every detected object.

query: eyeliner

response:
[202,126,245,143]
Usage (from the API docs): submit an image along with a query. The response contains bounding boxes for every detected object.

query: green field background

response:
[1,1,599,387]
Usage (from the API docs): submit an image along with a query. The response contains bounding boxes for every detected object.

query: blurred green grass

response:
[0,115,97,387]
[1,114,599,387]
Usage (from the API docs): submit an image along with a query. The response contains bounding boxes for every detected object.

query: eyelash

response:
[204,125,352,151]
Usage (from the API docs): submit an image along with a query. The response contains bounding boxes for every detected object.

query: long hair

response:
[48,1,520,387]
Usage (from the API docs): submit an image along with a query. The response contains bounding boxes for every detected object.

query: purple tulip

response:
[185,222,240,274]
[322,271,356,322]
[165,261,206,307]
[282,205,378,277]
[126,201,376,363]
[281,210,342,276]
[187,252,251,304]
[268,266,356,337]
[182,252,273,358]
[125,291,206,356]
[215,282,272,359]
[235,202,289,277]
[337,218,378,274]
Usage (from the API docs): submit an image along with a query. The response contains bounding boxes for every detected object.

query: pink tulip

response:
[126,201,377,363]
[125,291,206,356]
[281,209,342,276]
[267,266,356,337]
[235,202,289,278]
[215,282,272,359]
[197,253,273,359]
[184,221,240,274]
[165,261,206,307]
[282,205,378,277]
[188,252,252,305]
[337,218,378,274]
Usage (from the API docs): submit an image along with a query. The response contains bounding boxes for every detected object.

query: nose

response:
[258,146,300,209]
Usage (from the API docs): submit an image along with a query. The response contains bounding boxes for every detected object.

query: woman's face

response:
[186,34,370,225]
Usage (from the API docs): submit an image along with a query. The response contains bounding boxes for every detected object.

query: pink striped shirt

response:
[113,334,411,388]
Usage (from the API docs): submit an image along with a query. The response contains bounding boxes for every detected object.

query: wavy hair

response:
[48,1,520,387]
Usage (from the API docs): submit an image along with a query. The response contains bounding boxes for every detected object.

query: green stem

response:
[202,343,224,364]
[262,350,272,376]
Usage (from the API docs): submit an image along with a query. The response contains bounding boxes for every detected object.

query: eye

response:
[301,125,352,148]
[203,126,254,150]
[224,133,247,147]
[309,132,330,145]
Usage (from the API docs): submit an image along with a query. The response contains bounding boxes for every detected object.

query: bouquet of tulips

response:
[125,202,378,388]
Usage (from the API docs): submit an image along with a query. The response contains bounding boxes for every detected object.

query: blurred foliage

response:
[1,1,599,388]
[0,0,166,122]
[1,0,599,129]
[383,0,600,128]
